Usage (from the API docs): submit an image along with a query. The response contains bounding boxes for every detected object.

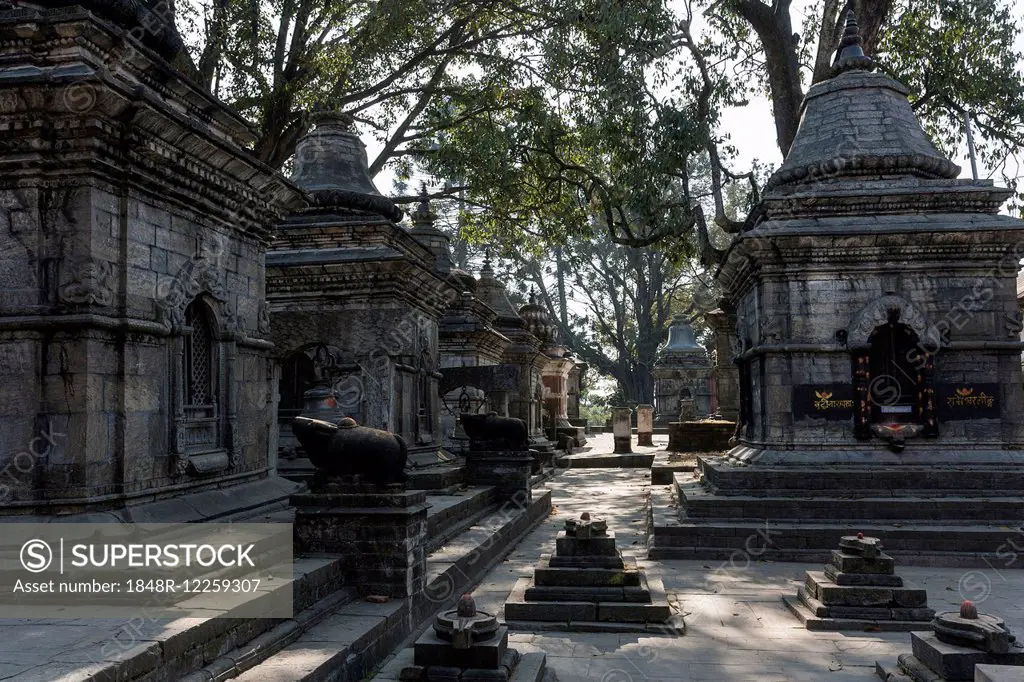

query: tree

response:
[500,232,707,404]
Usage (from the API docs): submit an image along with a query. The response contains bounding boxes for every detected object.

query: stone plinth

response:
[465,449,532,502]
[504,513,683,633]
[784,534,933,631]
[403,594,551,682]
[636,405,654,446]
[292,479,428,598]
[666,420,734,452]
[612,408,633,454]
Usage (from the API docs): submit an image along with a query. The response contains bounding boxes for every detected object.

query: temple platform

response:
[648,456,1024,567]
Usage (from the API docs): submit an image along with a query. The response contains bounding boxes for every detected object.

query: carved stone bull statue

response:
[292,416,407,484]
[459,411,529,451]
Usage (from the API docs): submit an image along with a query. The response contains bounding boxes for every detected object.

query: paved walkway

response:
[466,433,1024,682]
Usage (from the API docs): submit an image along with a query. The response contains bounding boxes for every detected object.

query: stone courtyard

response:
[1,2,1024,682]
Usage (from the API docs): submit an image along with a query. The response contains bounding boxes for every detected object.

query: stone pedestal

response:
[784,534,933,631]
[666,420,734,452]
[402,595,550,682]
[504,513,683,633]
[465,449,533,502]
[636,405,654,446]
[876,603,1024,680]
[292,479,428,598]
[612,407,633,454]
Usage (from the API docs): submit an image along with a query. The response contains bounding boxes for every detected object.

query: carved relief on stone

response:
[58,257,115,306]
[1005,310,1024,338]
[848,294,931,347]
[759,315,781,344]
[156,233,237,332]
[257,299,271,335]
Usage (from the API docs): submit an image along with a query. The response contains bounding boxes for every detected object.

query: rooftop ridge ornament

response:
[410,182,437,230]
[831,9,876,75]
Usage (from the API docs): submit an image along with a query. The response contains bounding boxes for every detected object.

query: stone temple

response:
[652,314,713,424]
[650,12,1024,564]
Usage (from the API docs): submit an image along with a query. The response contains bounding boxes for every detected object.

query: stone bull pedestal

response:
[504,513,683,633]
[291,417,428,598]
[876,601,1024,681]
[784,534,933,631]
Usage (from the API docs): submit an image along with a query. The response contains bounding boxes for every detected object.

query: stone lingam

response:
[504,513,683,633]
[876,601,1024,681]
[290,417,428,598]
[401,594,552,682]
[784,533,933,631]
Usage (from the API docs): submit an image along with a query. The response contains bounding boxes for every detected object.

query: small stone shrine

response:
[290,416,429,599]
[653,315,712,424]
[876,601,1024,681]
[651,10,1024,564]
[504,513,682,633]
[401,594,552,682]
[785,533,933,631]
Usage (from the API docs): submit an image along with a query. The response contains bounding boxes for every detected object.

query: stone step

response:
[700,461,1024,496]
[504,577,672,625]
[680,481,1024,522]
[424,486,498,553]
[647,486,1023,567]
[68,489,551,682]
[207,489,553,682]
[803,571,927,607]
[554,453,656,469]
[782,594,936,632]
[406,465,467,491]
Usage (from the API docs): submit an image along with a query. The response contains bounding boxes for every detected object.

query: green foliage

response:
[879,0,1024,209]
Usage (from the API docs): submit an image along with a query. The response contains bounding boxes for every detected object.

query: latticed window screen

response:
[185,302,215,406]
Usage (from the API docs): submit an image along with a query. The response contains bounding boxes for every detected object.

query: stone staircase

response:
[647,459,1024,567]
[66,482,552,682]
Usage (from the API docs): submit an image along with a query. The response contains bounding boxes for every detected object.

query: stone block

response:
[597,602,670,623]
[830,550,895,574]
[503,600,597,622]
[975,665,1024,682]
[426,666,461,682]
[555,531,617,557]
[806,572,893,606]
[413,627,508,670]
[523,586,626,603]
[825,564,903,586]
[533,556,640,587]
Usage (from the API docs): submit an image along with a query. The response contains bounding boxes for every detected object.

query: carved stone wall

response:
[0,7,298,511]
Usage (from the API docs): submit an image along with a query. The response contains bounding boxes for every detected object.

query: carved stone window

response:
[181,299,220,454]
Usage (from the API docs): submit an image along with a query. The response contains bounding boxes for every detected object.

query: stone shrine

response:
[402,594,553,682]
[652,314,712,424]
[504,512,681,633]
[784,533,933,631]
[475,259,557,456]
[267,114,450,468]
[566,361,588,429]
[876,601,1024,681]
[650,11,1024,565]
[0,2,301,518]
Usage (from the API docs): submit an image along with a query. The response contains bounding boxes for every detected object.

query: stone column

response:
[705,306,740,422]
[292,480,429,598]
[612,407,633,454]
[636,405,654,446]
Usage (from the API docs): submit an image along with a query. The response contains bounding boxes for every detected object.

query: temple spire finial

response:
[832,8,875,75]
[411,181,434,228]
